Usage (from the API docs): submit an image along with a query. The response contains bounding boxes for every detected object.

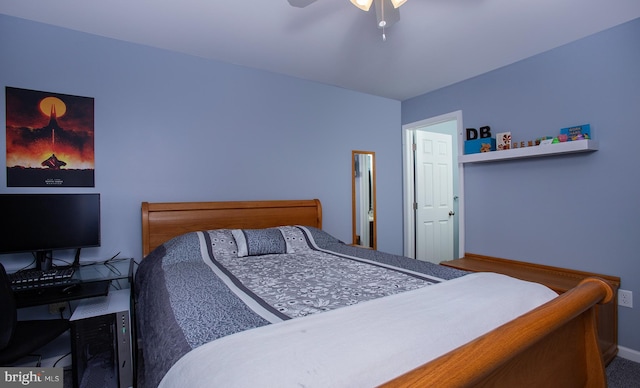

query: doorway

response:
[402,110,465,263]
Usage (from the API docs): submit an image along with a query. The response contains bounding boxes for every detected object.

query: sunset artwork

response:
[6,87,95,187]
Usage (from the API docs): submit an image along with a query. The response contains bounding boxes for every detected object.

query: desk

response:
[14,258,133,308]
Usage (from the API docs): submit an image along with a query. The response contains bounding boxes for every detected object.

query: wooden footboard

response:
[381,277,614,387]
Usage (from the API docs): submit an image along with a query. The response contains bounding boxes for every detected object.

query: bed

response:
[135,199,614,387]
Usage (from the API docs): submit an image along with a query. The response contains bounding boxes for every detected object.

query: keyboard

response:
[8,267,76,290]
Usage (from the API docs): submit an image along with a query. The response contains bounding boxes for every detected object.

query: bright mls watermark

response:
[0,368,63,387]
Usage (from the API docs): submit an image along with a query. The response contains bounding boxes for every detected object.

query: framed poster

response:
[5,87,95,187]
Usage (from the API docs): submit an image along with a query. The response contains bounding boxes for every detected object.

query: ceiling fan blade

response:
[287,0,318,7]
[374,0,400,28]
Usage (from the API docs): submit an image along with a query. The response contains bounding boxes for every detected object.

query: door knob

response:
[449,210,455,216]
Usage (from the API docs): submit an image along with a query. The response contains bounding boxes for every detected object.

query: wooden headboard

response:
[141,199,322,258]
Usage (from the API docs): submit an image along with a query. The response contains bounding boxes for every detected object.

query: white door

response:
[414,130,454,263]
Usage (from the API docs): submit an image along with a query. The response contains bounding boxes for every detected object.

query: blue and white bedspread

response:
[134,226,469,388]
[159,273,558,388]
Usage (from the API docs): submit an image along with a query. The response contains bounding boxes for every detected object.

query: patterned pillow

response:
[278,226,313,253]
[232,228,288,257]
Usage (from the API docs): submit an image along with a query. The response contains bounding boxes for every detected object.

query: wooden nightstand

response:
[441,253,620,365]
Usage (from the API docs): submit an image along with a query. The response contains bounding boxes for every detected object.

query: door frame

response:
[402,110,465,260]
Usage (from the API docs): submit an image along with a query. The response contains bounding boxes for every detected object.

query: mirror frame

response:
[351,150,377,249]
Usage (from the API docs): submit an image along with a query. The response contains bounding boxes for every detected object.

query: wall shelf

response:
[459,140,598,164]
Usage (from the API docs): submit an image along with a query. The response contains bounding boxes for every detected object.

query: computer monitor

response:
[0,193,101,270]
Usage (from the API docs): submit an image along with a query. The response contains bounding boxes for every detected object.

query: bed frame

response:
[140,199,613,387]
[141,199,322,258]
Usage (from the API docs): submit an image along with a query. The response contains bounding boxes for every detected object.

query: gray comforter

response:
[134,226,468,388]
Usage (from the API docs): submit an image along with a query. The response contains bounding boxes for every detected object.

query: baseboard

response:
[617,346,640,363]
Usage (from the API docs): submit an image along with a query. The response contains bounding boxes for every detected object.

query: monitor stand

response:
[35,250,53,271]
[72,248,81,267]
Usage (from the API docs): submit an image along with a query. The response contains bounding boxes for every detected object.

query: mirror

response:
[352,150,377,249]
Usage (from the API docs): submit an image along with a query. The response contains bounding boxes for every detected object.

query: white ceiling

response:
[2,0,640,100]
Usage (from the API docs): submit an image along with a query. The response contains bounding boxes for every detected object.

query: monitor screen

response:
[0,193,100,268]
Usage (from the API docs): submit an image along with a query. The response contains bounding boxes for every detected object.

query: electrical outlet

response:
[49,302,67,315]
[618,289,633,308]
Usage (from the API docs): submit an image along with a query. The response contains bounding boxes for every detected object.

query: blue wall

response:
[403,18,640,354]
[0,14,403,263]
[2,13,638,355]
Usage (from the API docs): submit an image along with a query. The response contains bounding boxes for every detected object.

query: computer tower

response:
[70,288,133,388]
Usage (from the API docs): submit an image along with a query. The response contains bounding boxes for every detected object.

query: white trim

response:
[401,129,415,258]
[617,345,640,363]
[402,110,465,259]
[456,113,466,258]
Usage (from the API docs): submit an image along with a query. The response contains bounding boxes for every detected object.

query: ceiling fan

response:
[288,0,408,40]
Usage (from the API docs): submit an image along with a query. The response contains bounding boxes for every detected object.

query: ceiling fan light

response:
[390,0,407,8]
[351,0,373,11]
